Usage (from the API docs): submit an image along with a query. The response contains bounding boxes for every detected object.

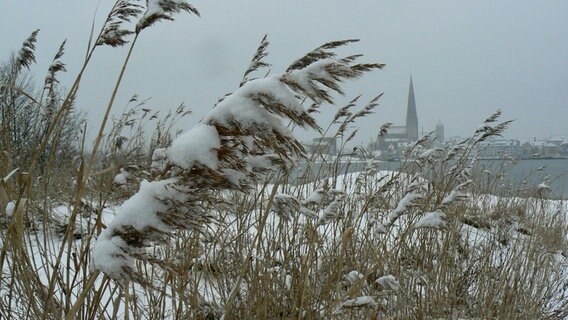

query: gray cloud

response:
[1,0,567,144]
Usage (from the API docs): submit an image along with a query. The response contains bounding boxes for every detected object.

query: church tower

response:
[406,76,419,141]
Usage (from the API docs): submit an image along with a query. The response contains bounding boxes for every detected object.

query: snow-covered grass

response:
[1,159,567,319]
[1,2,567,319]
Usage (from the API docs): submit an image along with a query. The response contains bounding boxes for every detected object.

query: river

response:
[475,159,568,198]
[294,158,568,199]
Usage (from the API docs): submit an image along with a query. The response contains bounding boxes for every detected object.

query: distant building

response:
[435,121,445,144]
[380,126,409,141]
[368,76,450,160]
[306,137,338,156]
[374,76,431,154]
[477,139,522,159]
[545,136,568,155]
[406,77,419,141]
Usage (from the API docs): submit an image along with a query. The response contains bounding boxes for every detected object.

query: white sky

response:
[1,0,567,146]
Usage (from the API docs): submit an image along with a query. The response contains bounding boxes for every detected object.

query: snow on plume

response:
[333,296,377,315]
[538,182,551,192]
[3,168,19,183]
[442,179,472,206]
[92,178,184,279]
[299,206,318,219]
[246,155,273,170]
[91,235,134,280]
[203,77,303,141]
[414,210,447,229]
[317,197,343,226]
[285,59,350,103]
[207,93,284,136]
[442,189,467,205]
[272,194,300,221]
[144,0,167,19]
[167,124,220,169]
[340,296,377,308]
[386,184,424,228]
[137,0,199,32]
[5,201,15,217]
[343,270,364,286]
[303,188,326,206]
[113,168,130,186]
[285,274,293,290]
[375,274,400,291]
[389,192,421,219]
[387,192,423,226]
[151,148,167,172]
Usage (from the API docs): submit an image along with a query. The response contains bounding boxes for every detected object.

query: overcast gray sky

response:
[1,1,567,145]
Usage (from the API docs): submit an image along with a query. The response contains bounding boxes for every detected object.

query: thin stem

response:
[84,33,140,182]
[43,33,140,318]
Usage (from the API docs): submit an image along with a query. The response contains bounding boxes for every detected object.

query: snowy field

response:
[1,168,567,319]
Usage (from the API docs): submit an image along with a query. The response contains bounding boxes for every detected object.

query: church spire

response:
[406,76,418,140]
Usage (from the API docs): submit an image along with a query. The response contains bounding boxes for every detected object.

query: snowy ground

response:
[1,170,567,319]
